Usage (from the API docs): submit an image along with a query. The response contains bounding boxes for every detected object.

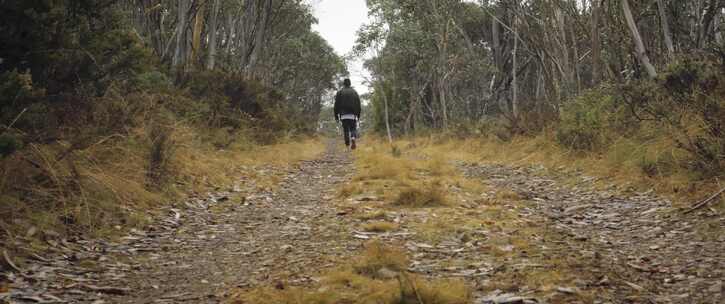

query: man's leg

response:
[341,121,351,147]
[349,120,357,150]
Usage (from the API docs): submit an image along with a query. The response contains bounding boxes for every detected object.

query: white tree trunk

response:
[206,0,221,70]
[621,0,658,78]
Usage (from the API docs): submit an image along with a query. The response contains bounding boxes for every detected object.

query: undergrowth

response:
[0,73,325,252]
[231,241,471,304]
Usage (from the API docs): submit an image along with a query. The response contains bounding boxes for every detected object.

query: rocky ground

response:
[459,163,724,303]
[1,140,722,303]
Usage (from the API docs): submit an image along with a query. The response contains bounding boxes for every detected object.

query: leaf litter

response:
[1,140,722,304]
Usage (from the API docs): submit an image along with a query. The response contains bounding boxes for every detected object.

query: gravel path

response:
[3,141,722,304]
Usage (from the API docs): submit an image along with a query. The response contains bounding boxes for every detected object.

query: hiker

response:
[334,78,361,150]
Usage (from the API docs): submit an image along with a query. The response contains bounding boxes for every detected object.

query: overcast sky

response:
[310,0,371,96]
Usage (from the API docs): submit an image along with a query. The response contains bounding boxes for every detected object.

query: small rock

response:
[564,204,592,214]
[376,267,398,279]
[708,281,722,293]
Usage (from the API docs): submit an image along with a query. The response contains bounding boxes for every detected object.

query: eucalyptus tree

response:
[357,0,725,135]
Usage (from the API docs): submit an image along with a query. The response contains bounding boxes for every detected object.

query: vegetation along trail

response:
[2,0,724,303]
[3,137,724,303]
[3,140,361,303]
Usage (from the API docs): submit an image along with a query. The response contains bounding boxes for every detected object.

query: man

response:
[334,78,361,150]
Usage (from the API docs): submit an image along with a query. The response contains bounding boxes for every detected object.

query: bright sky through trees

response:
[311,0,371,97]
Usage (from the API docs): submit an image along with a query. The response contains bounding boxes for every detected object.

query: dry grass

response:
[393,183,449,208]
[231,241,471,304]
[353,240,409,277]
[0,121,324,250]
[361,221,399,232]
[357,210,388,221]
[415,133,718,205]
[495,188,522,201]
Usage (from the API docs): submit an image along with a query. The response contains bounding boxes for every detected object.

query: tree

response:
[621,0,657,78]
[657,0,676,60]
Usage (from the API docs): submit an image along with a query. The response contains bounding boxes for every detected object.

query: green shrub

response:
[556,86,638,150]
[622,59,725,177]
[132,71,172,92]
[0,134,22,157]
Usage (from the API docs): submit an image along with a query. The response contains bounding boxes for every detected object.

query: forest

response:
[0,0,723,303]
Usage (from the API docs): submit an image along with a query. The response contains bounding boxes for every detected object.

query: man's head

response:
[343,78,351,87]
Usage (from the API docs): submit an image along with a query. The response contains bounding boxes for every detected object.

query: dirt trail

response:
[3,141,364,303]
[3,140,723,304]
[460,163,724,303]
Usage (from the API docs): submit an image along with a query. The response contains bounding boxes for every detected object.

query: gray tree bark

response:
[172,0,190,69]
[621,0,658,78]
[656,0,676,60]
[206,0,221,70]
[591,0,602,85]
[512,14,519,119]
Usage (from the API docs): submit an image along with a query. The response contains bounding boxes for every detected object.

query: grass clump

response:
[393,183,448,208]
[495,189,522,201]
[231,241,471,304]
[357,210,388,220]
[361,221,399,232]
[353,241,409,277]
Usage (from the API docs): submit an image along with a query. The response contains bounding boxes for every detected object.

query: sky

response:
[310,0,372,97]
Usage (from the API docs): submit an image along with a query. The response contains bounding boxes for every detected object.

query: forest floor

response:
[1,139,723,304]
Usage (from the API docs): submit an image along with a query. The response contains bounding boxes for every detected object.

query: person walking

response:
[334,78,361,150]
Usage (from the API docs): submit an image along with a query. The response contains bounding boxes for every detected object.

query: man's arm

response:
[353,91,362,118]
[333,91,340,121]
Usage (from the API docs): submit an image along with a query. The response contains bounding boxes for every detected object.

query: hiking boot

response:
[351,139,356,150]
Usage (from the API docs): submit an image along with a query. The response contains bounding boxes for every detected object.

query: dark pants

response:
[341,119,357,146]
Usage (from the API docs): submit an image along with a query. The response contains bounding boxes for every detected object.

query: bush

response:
[146,111,177,188]
[623,59,725,177]
[557,86,638,150]
[0,134,21,157]
[133,71,172,92]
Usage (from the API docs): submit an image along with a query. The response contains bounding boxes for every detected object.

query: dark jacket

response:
[334,87,361,120]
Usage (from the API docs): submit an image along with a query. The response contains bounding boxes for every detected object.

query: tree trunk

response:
[377,80,393,144]
[656,0,676,60]
[172,0,190,69]
[591,0,602,85]
[716,9,725,44]
[554,5,572,96]
[192,1,206,67]
[512,14,519,119]
[568,20,581,93]
[699,0,722,48]
[206,0,221,70]
[621,0,658,78]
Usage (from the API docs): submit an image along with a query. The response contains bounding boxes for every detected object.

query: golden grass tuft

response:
[0,119,325,249]
[425,154,456,177]
[338,182,364,198]
[361,221,399,232]
[354,151,414,181]
[495,189,522,201]
[357,210,388,221]
[404,276,470,304]
[393,183,448,208]
[354,241,409,277]
[231,241,471,304]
